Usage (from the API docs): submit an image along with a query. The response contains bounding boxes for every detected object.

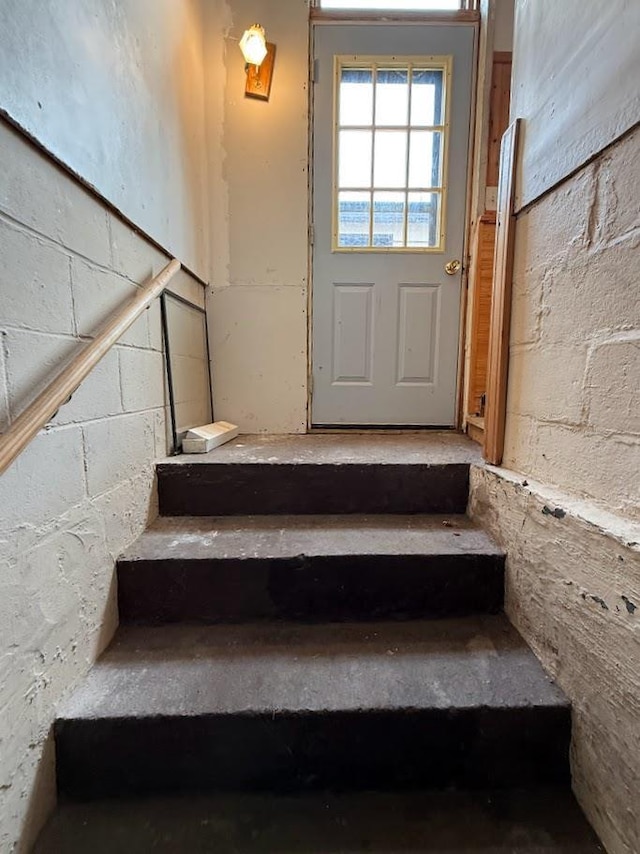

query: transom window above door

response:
[333,57,451,251]
[320,1,464,9]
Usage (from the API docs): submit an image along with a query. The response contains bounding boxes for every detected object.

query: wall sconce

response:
[239,23,276,101]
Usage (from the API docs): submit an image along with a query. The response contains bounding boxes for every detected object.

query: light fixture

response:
[239,24,276,102]
[239,24,268,67]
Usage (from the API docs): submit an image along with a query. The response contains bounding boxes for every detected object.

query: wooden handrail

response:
[0,258,181,475]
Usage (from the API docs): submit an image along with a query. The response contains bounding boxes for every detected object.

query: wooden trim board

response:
[484,119,520,465]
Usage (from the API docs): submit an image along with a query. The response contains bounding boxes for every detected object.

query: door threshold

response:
[310,425,460,434]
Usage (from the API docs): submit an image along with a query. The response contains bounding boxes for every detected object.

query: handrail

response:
[0,258,181,475]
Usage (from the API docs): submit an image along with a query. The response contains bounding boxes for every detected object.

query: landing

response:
[161,431,481,466]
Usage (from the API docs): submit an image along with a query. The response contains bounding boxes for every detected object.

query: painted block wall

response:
[205,0,309,433]
[482,6,640,851]
[470,467,640,854]
[0,119,206,853]
[505,126,640,521]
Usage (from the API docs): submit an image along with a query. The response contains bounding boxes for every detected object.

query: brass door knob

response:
[445,259,461,275]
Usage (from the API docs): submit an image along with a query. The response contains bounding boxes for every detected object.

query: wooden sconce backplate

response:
[245,43,276,101]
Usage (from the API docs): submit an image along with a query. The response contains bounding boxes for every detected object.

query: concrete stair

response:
[117,514,505,623]
[55,617,570,799]
[36,434,602,852]
[156,432,475,515]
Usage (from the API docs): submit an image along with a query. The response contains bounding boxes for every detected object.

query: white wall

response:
[0,0,209,278]
[205,0,309,433]
[511,0,640,210]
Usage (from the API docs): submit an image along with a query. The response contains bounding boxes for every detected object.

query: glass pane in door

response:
[334,56,449,251]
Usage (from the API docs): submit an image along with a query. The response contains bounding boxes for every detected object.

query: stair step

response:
[33,789,604,853]
[55,616,570,799]
[118,515,504,623]
[157,434,479,516]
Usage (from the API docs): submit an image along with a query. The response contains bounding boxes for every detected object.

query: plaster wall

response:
[505,126,640,521]
[205,0,309,433]
[511,0,640,210]
[469,466,640,854]
[0,119,206,852]
[0,0,209,278]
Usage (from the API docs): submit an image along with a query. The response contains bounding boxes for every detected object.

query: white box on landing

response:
[182,421,239,454]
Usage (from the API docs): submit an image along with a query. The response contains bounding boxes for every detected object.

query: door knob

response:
[445,259,461,276]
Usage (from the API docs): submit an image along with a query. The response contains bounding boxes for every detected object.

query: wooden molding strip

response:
[0,258,181,476]
[484,119,521,466]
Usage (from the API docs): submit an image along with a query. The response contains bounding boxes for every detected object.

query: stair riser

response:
[118,555,505,624]
[157,463,470,516]
[56,707,570,800]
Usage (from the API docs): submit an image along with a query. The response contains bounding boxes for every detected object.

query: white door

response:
[311,24,474,426]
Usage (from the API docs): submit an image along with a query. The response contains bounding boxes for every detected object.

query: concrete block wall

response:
[0,119,206,853]
[470,467,640,854]
[504,126,640,521]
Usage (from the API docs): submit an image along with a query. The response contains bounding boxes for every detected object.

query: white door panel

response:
[311,24,474,426]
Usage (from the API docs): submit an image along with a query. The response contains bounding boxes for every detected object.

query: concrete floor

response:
[34,789,603,853]
[163,432,482,466]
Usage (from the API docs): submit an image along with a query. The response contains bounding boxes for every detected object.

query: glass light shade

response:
[239,24,268,67]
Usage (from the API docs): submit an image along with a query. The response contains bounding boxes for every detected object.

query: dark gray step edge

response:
[55,705,570,800]
[117,552,505,624]
[156,462,471,516]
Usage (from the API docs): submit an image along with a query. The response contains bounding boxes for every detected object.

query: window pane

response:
[322,1,460,8]
[410,69,444,125]
[373,192,405,248]
[338,191,371,247]
[340,68,374,126]
[339,130,372,187]
[373,130,407,187]
[408,130,443,188]
[407,192,440,247]
[333,58,449,250]
[375,69,409,126]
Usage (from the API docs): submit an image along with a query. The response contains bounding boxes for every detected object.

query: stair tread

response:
[120,514,503,562]
[158,432,481,466]
[34,789,603,853]
[59,616,567,721]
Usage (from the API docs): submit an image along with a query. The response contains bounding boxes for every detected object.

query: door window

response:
[334,57,451,251]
